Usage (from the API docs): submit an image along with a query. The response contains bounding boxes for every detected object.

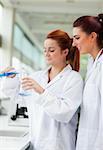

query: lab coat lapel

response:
[46,73,63,88]
[45,65,72,88]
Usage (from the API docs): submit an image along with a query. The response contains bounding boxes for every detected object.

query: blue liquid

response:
[0,72,18,78]
[19,90,31,96]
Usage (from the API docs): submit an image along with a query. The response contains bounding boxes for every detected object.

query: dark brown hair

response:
[46,29,80,72]
[73,14,103,48]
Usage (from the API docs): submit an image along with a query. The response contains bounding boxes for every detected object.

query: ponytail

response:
[67,46,80,72]
[98,14,103,47]
[66,39,80,72]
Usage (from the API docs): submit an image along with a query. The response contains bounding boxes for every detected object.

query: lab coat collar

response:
[88,48,103,65]
[94,48,103,64]
[98,48,103,62]
[43,64,72,88]
[85,48,103,82]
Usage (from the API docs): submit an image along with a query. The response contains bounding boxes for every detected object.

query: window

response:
[13,24,45,70]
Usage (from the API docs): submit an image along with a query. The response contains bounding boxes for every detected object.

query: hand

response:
[22,77,45,94]
[1,67,16,78]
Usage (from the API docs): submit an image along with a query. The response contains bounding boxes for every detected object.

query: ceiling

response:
[0,0,103,46]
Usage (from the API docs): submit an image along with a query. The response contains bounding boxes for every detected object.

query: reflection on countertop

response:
[0,115,30,150]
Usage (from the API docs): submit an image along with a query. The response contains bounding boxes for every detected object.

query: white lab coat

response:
[76,50,103,150]
[3,65,83,150]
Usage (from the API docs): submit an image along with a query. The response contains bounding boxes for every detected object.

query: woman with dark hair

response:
[2,29,83,150]
[73,14,103,150]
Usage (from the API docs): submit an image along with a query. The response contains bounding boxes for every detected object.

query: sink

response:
[0,130,28,137]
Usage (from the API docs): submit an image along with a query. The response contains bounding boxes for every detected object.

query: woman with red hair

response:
[2,29,83,150]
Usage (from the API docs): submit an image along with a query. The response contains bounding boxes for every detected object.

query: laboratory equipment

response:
[19,70,31,96]
[0,72,18,78]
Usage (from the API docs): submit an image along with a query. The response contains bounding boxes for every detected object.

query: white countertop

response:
[0,116,30,150]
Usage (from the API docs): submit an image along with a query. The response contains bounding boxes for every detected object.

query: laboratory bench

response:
[0,115,30,150]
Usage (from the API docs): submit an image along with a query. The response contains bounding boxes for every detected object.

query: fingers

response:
[21,77,34,90]
[1,67,16,78]
[22,82,33,88]
[21,77,44,94]
[22,77,30,81]
[1,66,15,73]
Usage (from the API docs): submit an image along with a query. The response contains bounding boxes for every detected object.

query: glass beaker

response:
[19,69,31,96]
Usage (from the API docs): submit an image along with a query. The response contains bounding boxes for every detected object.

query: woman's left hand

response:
[22,77,45,94]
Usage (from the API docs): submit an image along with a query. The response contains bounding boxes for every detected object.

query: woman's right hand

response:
[1,66,16,78]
